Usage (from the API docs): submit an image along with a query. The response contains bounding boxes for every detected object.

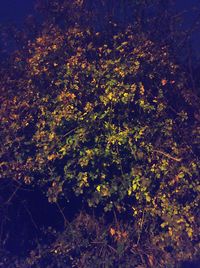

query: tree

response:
[0,0,200,266]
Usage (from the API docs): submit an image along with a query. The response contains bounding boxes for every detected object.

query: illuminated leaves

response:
[1,20,200,259]
[109,227,128,242]
[161,79,167,86]
[96,184,110,197]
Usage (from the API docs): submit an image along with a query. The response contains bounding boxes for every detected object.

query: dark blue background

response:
[0,0,199,57]
[0,1,199,25]
[0,0,35,25]
[0,1,199,24]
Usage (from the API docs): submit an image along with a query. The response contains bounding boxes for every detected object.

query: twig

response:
[113,208,119,229]
[56,202,68,227]
[136,210,145,246]
[91,241,105,244]
[62,126,80,138]
[107,244,117,253]
[5,184,21,205]
[23,201,39,231]
[153,149,182,162]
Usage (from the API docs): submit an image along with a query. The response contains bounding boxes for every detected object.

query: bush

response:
[2,212,196,268]
[0,1,200,266]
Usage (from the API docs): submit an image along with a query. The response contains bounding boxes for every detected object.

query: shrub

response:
[0,1,200,265]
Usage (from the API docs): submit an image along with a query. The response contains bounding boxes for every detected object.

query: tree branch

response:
[153,149,182,162]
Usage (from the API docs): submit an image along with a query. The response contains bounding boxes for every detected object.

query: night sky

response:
[0,0,199,57]
[0,0,199,24]
[0,0,35,25]
[0,0,200,54]
[0,1,198,24]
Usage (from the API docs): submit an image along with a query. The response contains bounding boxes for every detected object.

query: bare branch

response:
[153,150,182,162]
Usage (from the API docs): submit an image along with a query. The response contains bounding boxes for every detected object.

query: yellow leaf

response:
[96,185,101,192]
[146,195,151,202]
[47,154,56,161]
[168,227,173,236]
[110,228,116,236]
[107,92,113,100]
[187,227,193,238]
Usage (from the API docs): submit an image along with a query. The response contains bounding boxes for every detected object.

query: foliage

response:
[2,212,198,268]
[0,0,200,266]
